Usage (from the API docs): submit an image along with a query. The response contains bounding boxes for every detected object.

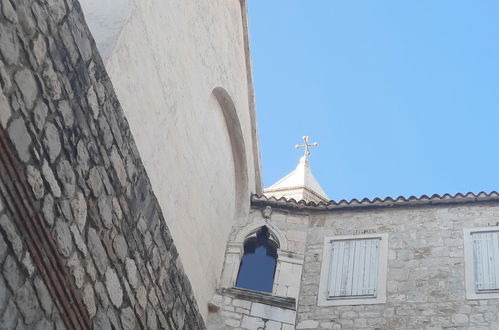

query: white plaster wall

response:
[78,0,133,61]
[79,0,260,319]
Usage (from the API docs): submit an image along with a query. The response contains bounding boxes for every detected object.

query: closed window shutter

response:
[473,231,499,292]
[328,238,380,298]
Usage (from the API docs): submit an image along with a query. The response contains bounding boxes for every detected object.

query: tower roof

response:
[264,156,329,203]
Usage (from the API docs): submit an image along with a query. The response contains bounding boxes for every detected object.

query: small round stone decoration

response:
[262,206,272,220]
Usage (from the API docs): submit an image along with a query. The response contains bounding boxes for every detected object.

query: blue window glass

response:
[235,226,278,293]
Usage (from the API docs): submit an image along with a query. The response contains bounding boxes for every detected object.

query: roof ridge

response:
[251,191,499,209]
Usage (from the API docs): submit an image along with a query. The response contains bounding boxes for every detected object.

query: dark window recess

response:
[235,226,278,293]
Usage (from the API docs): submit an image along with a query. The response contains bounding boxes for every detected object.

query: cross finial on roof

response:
[295,136,318,159]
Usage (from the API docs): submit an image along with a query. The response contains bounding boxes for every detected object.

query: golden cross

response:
[295,136,318,158]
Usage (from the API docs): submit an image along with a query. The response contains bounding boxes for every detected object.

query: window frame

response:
[464,226,499,300]
[317,233,388,306]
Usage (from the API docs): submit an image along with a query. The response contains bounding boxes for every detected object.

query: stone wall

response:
[208,206,310,329]
[298,203,499,329]
[208,288,296,330]
[79,0,262,318]
[0,0,204,328]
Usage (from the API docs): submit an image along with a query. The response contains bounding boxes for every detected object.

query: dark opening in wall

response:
[235,226,277,293]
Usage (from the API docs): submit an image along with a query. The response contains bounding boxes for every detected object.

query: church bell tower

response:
[263,136,329,203]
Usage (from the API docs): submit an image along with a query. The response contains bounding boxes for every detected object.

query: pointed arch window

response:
[235,226,278,293]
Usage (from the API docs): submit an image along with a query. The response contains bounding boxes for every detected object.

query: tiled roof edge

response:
[251,191,499,211]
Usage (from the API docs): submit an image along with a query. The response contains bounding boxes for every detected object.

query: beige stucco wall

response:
[79,0,261,319]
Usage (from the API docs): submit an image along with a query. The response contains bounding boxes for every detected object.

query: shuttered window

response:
[472,231,499,293]
[327,238,380,298]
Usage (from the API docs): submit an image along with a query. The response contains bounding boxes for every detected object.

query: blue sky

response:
[248,1,499,201]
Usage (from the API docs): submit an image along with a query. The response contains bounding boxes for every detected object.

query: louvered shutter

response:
[472,231,499,292]
[328,238,380,298]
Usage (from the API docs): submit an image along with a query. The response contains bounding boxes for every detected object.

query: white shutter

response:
[473,231,499,292]
[328,238,380,298]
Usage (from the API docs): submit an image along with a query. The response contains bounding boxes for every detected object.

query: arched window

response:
[235,226,278,293]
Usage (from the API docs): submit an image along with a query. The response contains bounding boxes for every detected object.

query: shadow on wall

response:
[212,87,249,221]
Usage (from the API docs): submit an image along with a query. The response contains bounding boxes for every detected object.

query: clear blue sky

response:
[248,1,499,201]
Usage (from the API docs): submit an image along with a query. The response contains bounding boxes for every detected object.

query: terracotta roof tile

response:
[251,191,499,211]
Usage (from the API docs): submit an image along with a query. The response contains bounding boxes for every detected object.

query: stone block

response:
[250,303,295,324]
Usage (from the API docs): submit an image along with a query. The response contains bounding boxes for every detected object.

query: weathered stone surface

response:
[43,123,61,163]
[0,214,23,259]
[125,258,138,289]
[0,26,19,65]
[136,285,147,309]
[94,280,109,309]
[76,140,90,174]
[146,308,158,330]
[67,253,85,289]
[57,100,74,128]
[34,318,54,330]
[0,62,10,93]
[241,315,265,330]
[32,34,47,66]
[22,253,35,276]
[42,62,62,100]
[42,161,61,198]
[27,165,45,199]
[105,267,123,308]
[70,224,87,256]
[110,147,127,187]
[17,4,36,37]
[8,117,32,162]
[41,194,55,227]
[56,159,75,198]
[94,308,112,330]
[87,87,99,119]
[87,167,104,197]
[82,283,96,318]
[0,90,11,128]
[14,69,38,111]
[85,258,97,282]
[59,22,78,65]
[98,196,113,229]
[1,0,17,23]
[87,228,108,275]
[70,192,87,232]
[16,281,42,324]
[0,276,8,313]
[121,307,137,330]
[113,235,128,261]
[34,277,53,317]
[0,231,7,264]
[54,219,72,257]
[33,100,48,131]
[1,299,19,329]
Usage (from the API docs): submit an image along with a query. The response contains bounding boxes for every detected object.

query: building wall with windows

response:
[210,194,499,329]
[299,199,499,329]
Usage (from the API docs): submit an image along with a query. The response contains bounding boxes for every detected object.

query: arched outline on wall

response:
[235,219,288,251]
[212,87,249,220]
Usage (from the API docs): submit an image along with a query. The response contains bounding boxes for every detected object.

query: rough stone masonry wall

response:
[208,289,295,330]
[298,203,499,330]
[0,0,204,329]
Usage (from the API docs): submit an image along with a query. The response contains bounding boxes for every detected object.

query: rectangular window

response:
[318,233,388,306]
[472,231,499,293]
[464,227,499,300]
[328,238,380,298]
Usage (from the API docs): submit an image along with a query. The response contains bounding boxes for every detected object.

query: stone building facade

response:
[1,0,498,329]
[207,193,499,330]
